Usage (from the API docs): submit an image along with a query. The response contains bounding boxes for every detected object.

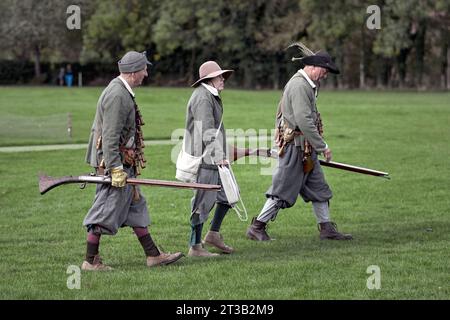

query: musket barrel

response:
[79,175,221,190]
[126,178,221,191]
[318,160,390,179]
[244,149,390,179]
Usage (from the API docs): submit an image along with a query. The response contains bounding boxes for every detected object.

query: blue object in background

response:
[64,74,73,87]
[65,64,74,87]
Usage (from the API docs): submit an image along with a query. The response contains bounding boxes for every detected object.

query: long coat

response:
[183,85,229,225]
[184,85,226,166]
[85,78,137,171]
[83,78,149,235]
[281,72,327,152]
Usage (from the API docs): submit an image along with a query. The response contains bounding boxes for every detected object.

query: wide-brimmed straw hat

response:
[191,61,234,87]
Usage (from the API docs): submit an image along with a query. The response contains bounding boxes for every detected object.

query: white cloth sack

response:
[176,119,222,183]
[218,164,248,221]
[175,143,206,183]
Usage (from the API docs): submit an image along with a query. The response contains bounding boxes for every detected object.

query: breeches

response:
[266,144,332,208]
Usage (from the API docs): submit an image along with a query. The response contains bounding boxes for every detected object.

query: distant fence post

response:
[67,112,72,139]
[78,72,82,87]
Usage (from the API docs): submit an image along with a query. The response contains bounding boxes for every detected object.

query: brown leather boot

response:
[147,251,184,267]
[318,222,353,240]
[246,217,272,241]
[81,254,113,271]
[203,231,234,254]
[188,244,220,257]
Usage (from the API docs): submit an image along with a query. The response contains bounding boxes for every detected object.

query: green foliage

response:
[0,61,35,84]
[0,0,91,70]
[301,0,365,44]
[373,0,425,57]
[0,0,449,88]
[153,0,199,54]
[81,0,160,63]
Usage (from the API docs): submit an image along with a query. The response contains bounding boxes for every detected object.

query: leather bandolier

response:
[274,98,324,173]
[95,101,147,178]
[131,102,147,176]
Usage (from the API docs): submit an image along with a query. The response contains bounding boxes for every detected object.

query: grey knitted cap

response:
[118,51,152,73]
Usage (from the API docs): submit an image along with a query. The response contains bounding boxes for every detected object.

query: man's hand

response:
[323,148,332,162]
[111,167,127,187]
[216,159,230,166]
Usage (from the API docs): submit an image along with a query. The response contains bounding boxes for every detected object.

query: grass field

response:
[0,86,281,146]
[0,87,449,299]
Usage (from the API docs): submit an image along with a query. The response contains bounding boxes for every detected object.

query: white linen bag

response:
[175,143,206,183]
[176,119,222,183]
[217,164,248,221]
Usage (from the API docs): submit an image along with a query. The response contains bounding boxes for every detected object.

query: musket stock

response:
[38,174,92,195]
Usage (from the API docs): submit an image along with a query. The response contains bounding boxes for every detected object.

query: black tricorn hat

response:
[301,51,340,74]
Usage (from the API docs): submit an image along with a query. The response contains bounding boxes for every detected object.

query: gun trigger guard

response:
[79,182,87,190]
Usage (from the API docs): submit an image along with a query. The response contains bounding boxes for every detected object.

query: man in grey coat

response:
[247,51,353,241]
[183,61,235,257]
[82,51,183,270]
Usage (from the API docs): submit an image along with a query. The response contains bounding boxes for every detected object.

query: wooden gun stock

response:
[38,174,221,195]
[39,175,92,195]
[232,147,272,162]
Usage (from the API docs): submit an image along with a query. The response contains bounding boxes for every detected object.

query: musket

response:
[236,148,390,179]
[38,174,221,195]
[316,159,390,179]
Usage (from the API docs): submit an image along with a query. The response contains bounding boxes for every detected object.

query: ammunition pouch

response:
[276,121,314,173]
[275,97,322,174]
[96,159,105,175]
[303,155,314,173]
[276,121,302,157]
[119,146,136,166]
[132,185,140,202]
[283,126,297,143]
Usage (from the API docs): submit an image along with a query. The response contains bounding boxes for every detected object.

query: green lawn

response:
[0,86,281,146]
[1,86,449,147]
[0,87,449,299]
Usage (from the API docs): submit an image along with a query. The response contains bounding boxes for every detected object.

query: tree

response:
[254,0,307,89]
[152,0,203,84]
[373,0,435,88]
[0,0,89,80]
[153,0,270,87]
[81,0,160,63]
[299,0,368,88]
[427,0,450,89]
